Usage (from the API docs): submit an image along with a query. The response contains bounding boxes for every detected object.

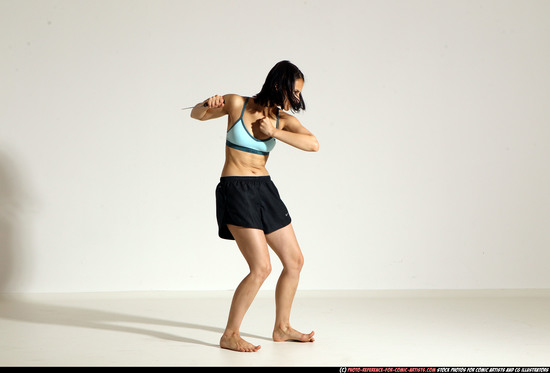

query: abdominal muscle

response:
[221,146,270,177]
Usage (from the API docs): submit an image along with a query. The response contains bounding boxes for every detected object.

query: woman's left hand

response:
[258,117,276,137]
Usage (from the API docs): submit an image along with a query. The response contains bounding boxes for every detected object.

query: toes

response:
[243,344,260,352]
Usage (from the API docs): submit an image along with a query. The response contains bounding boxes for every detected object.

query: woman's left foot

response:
[273,326,315,342]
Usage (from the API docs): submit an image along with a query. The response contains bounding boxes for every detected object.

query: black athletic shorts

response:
[215,176,292,240]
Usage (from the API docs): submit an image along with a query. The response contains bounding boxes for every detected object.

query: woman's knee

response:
[250,262,272,281]
[284,251,304,274]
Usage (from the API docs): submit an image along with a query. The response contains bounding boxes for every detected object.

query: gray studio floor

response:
[0,289,549,366]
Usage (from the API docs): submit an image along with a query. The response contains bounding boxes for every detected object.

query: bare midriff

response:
[221,146,270,177]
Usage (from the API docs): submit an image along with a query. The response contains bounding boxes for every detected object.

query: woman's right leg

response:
[220,224,272,352]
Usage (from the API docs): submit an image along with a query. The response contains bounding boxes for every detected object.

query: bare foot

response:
[273,326,315,343]
[220,333,261,352]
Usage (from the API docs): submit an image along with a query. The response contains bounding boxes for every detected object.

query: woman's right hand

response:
[191,94,227,121]
[204,95,225,108]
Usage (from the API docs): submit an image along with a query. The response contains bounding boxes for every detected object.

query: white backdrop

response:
[1,0,549,293]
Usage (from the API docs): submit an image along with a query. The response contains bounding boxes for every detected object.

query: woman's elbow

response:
[190,113,207,121]
[309,138,320,152]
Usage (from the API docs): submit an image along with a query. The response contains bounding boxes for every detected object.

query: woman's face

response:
[283,78,304,111]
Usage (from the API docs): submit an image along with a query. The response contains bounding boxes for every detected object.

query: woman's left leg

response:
[266,224,315,342]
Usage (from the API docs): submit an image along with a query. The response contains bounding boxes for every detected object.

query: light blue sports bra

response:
[226,98,279,156]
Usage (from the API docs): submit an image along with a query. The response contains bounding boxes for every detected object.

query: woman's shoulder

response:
[223,94,247,105]
[220,94,248,116]
[277,110,301,129]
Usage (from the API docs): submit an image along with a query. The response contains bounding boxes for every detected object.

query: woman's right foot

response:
[220,332,261,352]
[272,325,315,343]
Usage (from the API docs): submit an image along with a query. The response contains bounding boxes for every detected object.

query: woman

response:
[190,61,319,352]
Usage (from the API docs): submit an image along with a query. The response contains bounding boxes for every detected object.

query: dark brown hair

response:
[254,60,305,112]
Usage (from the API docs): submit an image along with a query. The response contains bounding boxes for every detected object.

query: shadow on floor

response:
[0,295,271,348]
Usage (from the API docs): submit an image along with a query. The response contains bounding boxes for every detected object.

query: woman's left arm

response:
[261,116,319,152]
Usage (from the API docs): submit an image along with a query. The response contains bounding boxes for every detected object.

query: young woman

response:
[190,61,319,352]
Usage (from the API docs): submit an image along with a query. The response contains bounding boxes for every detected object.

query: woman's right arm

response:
[190,95,226,121]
